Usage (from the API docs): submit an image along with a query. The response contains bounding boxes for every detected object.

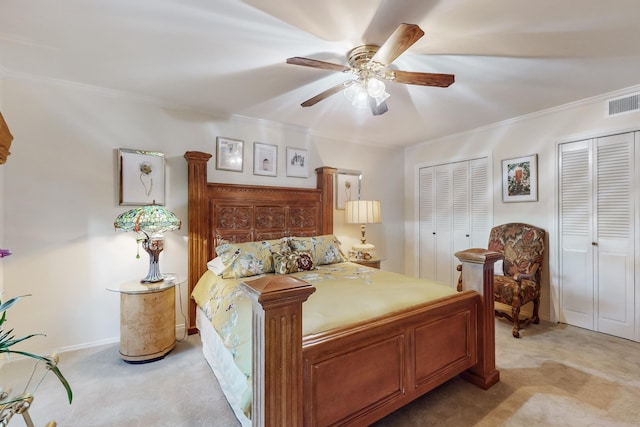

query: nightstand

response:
[349,258,381,269]
[107,277,182,363]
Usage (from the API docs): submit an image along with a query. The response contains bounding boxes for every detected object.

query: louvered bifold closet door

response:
[434,164,453,285]
[559,140,594,329]
[594,133,635,339]
[419,167,436,280]
[418,158,490,288]
[452,161,470,284]
[470,158,490,248]
[559,132,636,340]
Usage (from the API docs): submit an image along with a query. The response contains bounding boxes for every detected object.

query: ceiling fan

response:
[286,23,454,116]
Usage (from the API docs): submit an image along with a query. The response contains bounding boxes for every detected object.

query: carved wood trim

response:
[184,152,335,334]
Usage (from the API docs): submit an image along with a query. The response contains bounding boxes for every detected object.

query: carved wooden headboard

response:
[184,151,337,333]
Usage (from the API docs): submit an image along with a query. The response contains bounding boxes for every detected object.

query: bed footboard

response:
[242,248,500,427]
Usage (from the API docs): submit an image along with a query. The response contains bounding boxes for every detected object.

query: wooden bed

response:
[184,151,500,426]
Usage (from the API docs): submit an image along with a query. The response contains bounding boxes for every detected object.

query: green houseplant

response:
[0,294,73,403]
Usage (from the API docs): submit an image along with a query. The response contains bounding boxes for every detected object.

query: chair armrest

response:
[512,264,539,282]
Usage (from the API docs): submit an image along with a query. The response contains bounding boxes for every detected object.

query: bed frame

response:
[184,151,500,426]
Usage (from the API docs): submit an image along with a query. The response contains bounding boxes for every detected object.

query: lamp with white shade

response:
[345,200,382,260]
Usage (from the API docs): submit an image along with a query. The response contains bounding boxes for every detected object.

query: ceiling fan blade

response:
[387,70,454,87]
[300,80,356,107]
[370,23,425,66]
[287,57,350,72]
[369,97,388,116]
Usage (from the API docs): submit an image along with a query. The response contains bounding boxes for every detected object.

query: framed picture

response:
[286,147,308,178]
[118,148,166,206]
[216,137,243,172]
[336,169,362,209]
[254,142,277,176]
[502,154,538,202]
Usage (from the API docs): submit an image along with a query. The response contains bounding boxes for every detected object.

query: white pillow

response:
[207,256,226,276]
[494,259,504,276]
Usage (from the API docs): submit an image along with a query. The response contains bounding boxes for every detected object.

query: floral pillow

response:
[215,238,290,279]
[288,235,347,266]
[273,251,315,275]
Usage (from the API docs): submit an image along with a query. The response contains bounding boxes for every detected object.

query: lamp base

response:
[350,243,376,261]
[141,238,165,283]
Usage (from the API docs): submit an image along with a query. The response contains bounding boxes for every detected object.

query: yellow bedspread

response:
[191,262,456,418]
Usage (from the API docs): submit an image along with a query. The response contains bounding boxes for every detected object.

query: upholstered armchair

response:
[489,223,545,338]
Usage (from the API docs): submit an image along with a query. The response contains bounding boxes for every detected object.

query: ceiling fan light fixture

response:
[344,82,369,109]
[366,77,386,98]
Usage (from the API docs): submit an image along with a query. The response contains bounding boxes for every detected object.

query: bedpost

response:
[241,276,316,427]
[455,248,502,389]
[184,151,212,334]
[316,166,337,235]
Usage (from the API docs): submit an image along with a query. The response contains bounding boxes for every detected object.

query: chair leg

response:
[532,297,540,324]
[511,304,521,338]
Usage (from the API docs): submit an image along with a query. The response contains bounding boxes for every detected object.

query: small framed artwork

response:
[286,147,308,178]
[216,137,243,172]
[336,169,362,209]
[118,148,166,206]
[502,154,538,202]
[254,142,277,176]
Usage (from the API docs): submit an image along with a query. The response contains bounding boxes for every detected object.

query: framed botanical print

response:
[336,169,362,209]
[502,154,538,202]
[118,148,166,206]
[216,137,243,172]
[254,142,277,176]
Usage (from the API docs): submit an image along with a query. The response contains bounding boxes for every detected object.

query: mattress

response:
[192,261,457,422]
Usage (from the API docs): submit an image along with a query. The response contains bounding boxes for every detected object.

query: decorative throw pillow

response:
[206,256,225,276]
[288,235,347,266]
[215,238,290,279]
[273,251,315,275]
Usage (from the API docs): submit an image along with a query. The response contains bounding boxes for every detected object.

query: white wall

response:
[405,84,640,323]
[1,76,404,354]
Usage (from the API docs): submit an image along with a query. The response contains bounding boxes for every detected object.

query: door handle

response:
[592,242,598,246]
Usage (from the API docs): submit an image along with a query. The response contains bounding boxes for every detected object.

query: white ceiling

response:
[1,0,640,147]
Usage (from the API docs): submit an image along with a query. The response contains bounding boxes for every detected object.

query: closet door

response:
[559,140,594,329]
[559,132,636,340]
[470,158,491,248]
[419,167,436,280]
[452,162,471,281]
[594,133,635,339]
[418,157,490,287]
[434,164,453,284]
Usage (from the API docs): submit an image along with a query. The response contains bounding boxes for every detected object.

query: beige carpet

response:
[2,320,639,426]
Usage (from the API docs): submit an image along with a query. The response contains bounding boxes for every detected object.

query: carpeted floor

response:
[2,320,639,426]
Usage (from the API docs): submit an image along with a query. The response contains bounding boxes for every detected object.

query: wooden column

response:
[241,275,316,427]
[455,248,502,389]
[184,151,212,334]
[315,166,337,235]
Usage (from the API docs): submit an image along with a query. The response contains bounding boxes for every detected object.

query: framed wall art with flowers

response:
[501,153,538,202]
[118,148,166,206]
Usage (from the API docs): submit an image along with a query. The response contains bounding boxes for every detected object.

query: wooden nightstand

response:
[107,278,182,363]
[349,258,381,269]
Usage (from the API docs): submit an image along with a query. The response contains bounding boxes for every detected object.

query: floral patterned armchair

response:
[489,223,545,338]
